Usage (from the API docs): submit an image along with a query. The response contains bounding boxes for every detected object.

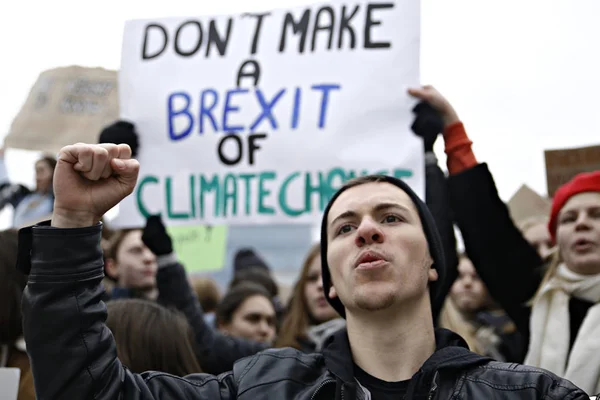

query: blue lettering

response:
[168,92,193,141]
[222,88,248,133]
[250,89,286,131]
[291,87,301,129]
[312,84,341,128]
[199,89,219,134]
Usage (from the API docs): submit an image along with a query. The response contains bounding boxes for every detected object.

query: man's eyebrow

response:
[329,202,411,227]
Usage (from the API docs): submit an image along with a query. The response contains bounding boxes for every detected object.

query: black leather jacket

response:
[20,224,590,400]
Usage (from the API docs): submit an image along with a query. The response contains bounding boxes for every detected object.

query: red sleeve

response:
[444,122,478,175]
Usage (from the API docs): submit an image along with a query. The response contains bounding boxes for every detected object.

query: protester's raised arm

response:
[408,87,544,340]
[143,215,269,375]
[21,143,236,400]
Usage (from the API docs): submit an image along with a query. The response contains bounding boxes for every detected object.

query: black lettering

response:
[311,7,335,51]
[236,60,261,87]
[279,10,311,53]
[142,24,168,60]
[206,19,234,57]
[338,5,359,49]
[217,135,243,166]
[242,12,271,55]
[175,20,203,57]
[365,3,394,49]
[247,133,267,165]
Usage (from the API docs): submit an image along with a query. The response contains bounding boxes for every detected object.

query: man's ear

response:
[105,257,119,280]
[428,267,439,282]
[329,286,338,299]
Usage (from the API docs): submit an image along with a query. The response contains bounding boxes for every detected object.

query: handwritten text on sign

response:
[116,1,423,227]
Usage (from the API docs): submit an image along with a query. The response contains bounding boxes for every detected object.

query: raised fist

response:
[407,85,460,127]
[51,143,139,229]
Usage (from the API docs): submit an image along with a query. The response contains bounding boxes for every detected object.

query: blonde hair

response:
[529,250,561,306]
[438,296,484,354]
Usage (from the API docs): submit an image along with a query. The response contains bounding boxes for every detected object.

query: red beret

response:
[548,170,600,243]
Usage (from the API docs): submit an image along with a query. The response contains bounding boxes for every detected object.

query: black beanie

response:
[319,175,446,318]
[99,120,139,157]
[233,248,270,273]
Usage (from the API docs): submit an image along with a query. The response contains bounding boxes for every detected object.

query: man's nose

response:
[355,218,385,246]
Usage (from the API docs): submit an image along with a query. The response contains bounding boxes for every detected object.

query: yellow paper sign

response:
[166,225,228,273]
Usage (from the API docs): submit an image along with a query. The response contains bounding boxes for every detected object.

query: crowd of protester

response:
[0,87,598,399]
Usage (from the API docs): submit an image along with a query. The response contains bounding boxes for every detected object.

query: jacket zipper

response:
[311,379,336,400]
[427,371,439,400]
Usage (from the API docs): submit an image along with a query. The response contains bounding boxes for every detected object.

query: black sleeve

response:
[424,152,459,321]
[156,258,268,375]
[21,223,236,400]
[447,163,545,340]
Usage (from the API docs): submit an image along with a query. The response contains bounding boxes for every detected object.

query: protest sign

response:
[115,1,423,227]
[4,66,119,154]
[545,144,600,197]
[507,184,551,224]
[167,224,228,272]
[0,368,21,400]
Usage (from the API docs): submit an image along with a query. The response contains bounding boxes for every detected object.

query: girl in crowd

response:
[276,244,343,352]
[106,299,201,376]
[0,149,56,228]
[439,254,525,362]
[216,283,277,344]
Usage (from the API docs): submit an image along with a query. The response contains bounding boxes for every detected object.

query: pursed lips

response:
[354,250,387,268]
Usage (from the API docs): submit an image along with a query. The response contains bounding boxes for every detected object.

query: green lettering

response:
[325,168,346,203]
[393,169,413,179]
[305,171,327,213]
[279,172,304,217]
[166,177,189,219]
[189,175,196,218]
[200,175,221,218]
[223,174,238,217]
[238,173,256,215]
[257,171,276,215]
[136,175,159,218]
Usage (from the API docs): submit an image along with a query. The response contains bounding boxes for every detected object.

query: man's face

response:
[326,182,436,313]
[114,230,158,289]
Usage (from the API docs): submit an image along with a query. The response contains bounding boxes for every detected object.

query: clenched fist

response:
[407,85,460,128]
[51,143,140,229]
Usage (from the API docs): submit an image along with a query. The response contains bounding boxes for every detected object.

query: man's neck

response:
[347,295,436,382]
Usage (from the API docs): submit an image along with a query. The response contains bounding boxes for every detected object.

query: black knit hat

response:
[99,120,139,157]
[233,248,270,272]
[319,175,446,318]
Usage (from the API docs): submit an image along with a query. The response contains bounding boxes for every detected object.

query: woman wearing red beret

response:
[409,85,600,396]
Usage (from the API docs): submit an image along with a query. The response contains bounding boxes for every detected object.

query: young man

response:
[20,143,590,399]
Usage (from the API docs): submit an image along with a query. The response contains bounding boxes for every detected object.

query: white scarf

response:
[525,264,600,394]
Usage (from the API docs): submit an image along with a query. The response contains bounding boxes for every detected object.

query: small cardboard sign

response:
[545,144,600,197]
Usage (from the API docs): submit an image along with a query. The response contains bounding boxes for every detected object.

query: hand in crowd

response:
[408,85,460,127]
[142,215,174,256]
[51,143,139,229]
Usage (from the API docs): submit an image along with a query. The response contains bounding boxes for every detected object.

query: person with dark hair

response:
[228,267,286,325]
[0,147,56,227]
[103,228,158,300]
[233,248,270,273]
[98,120,139,157]
[216,283,277,344]
[106,299,201,376]
[20,142,590,399]
[0,229,35,400]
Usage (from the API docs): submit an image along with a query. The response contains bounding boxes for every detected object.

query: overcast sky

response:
[1,0,599,229]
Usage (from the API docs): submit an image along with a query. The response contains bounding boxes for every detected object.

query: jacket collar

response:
[321,327,492,398]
